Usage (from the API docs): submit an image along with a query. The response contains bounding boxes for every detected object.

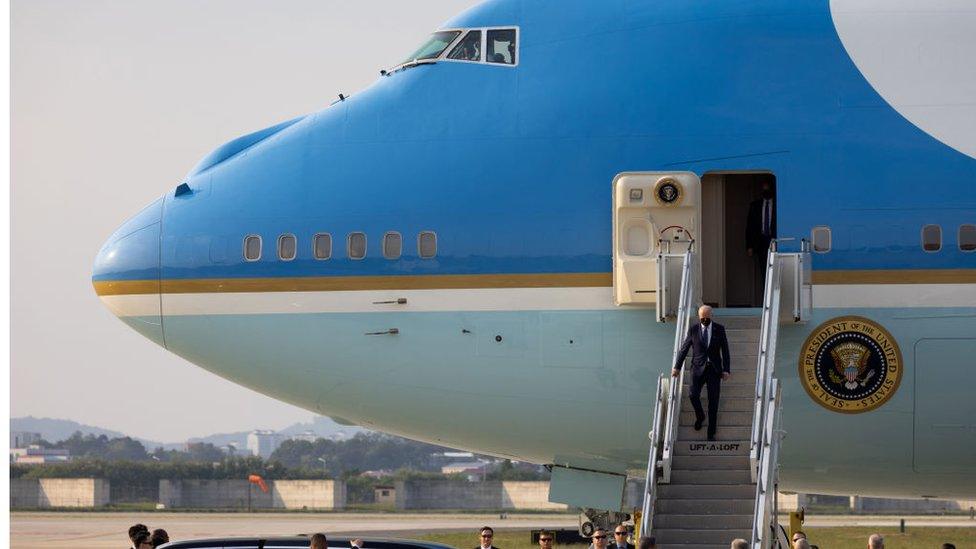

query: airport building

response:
[10,431,42,449]
[287,430,319,443]
[441,461,491,482]
[10,446,71,464]
[246,430,284,459]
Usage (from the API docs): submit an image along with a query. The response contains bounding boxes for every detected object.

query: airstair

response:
[639,241,811,549]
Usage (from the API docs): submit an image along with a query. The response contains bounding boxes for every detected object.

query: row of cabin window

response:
[810,224,976,253]
[242,232,437,262]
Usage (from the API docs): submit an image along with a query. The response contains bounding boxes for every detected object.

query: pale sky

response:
[11,0,481,442]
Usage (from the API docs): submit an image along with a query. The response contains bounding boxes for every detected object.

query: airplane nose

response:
[92,197,165,347]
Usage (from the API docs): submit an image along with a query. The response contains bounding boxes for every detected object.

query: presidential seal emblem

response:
[654,177,683,206]
[798,316,902,414]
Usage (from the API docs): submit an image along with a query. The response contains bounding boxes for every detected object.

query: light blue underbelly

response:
[134,306,976,498]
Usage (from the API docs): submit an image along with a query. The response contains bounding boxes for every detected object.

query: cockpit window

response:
[487,28,517,65]
[447,30,482,62]
[404,30,461,63]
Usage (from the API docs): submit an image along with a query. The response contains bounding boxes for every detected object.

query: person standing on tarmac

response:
[611,525,634,549]
[589,528,610,549]
[476,526,500,549]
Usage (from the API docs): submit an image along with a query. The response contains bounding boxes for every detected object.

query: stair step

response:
[681,410,753,426]
[678,426,752,441]
[714,317,761,328]
[725,328,761,341]
[684,396,754,412]
[655,498,754,514]
[727,342,758,355]
[669,470,753,485]
[682,383,754,398]
[653,528,752,545]
[671,455,752,471]
[658,483,756,499]
[653,513,753,530]
[674,440,750,456]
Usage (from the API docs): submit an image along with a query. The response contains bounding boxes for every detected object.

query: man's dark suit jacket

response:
[746,197,777,252]
[674,322,731,377]
[612,543,636,549]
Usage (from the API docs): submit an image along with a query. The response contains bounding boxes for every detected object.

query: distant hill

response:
[187,416,366,449]
[10,416,168,449]
[280,415,366,438]
[11,415,365,451]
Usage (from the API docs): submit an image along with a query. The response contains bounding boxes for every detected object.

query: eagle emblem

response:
[830,341,872,390]
[653,177,683,207]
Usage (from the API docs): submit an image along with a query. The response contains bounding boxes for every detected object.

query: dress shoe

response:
[694,418,704,431]
[707,433,716,441]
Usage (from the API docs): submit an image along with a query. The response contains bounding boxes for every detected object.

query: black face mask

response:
[701,318,711,326]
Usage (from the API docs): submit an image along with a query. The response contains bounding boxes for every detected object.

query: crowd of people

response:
[127,522,963,549]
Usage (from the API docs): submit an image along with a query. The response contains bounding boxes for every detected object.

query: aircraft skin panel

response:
[91,0,976,500]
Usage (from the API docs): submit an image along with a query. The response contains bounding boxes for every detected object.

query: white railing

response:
[660,248,696,483]
[638,374,669,535]
[749,245,782,479]
[751,380,783,549]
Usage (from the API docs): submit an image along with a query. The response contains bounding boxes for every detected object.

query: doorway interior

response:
[700,172,776,308]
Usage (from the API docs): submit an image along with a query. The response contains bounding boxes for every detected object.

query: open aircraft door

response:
[612,172,700,319]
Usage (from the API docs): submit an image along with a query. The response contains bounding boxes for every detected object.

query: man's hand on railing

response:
[671,369,679,377]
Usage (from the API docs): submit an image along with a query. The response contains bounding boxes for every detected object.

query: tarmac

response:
[9,512,976,549]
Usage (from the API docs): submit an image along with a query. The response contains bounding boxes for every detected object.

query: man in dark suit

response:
[611,525,635,549]
[475,526,500,549]
[671,305,731,440]
[746,182,776,259]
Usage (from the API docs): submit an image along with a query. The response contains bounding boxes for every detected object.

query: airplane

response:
[93,0,975,544]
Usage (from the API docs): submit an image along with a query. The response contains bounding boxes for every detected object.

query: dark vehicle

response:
[160,537,456,549]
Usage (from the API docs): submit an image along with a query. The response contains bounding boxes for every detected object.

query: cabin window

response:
[487,29,517,65]
[243,235,262,261]
[960,224,976,252]
[383,232,402,260]
[404,30,461,63]
[313,233,332,260]
[921,224,941,252]
[418,231,437,258]
[811,226,831,253]
[447,30,481,62]
[348,232,367,260]
[277,234,297,261]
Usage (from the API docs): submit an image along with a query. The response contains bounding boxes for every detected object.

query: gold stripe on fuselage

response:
[92,279,160,296]
[93,273,614,296]
[93,268,976,296]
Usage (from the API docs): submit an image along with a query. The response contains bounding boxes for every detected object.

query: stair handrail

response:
[638,373,669,535]
[660,247,696,483]
[750,379,784,549]
[749,242,782,480]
